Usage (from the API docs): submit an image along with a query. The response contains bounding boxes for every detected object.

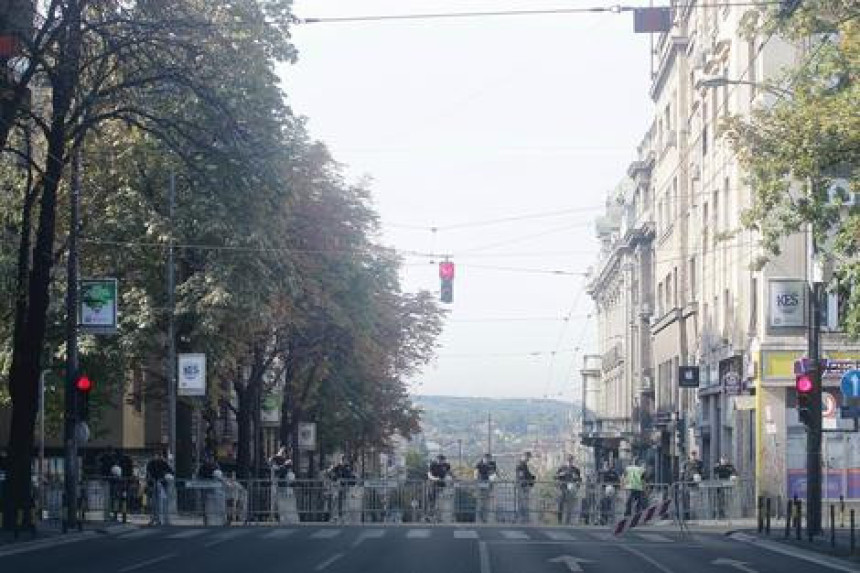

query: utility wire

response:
[298,3,782,24]
[387,205,602,233]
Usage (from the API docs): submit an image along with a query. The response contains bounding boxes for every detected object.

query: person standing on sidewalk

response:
[713,457,737,519]
[555,455,582,525]
[623,458,647,517]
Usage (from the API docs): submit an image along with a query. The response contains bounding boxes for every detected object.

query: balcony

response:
[580,416,638,447]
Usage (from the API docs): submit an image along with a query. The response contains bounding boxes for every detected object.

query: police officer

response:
[474,454,497,482]
[145,451,173,525]
[713,457,737,519]
[516,452,536,523]
[474,453,497,522]
[555,455,582,525]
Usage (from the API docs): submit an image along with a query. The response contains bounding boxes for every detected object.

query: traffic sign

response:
[841,369,860,399]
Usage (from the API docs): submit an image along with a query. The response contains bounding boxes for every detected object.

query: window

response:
[723,289,732,338]
[748,37,758,101]
[690,256,697,302]
[658,282,663,315]
[723,177,731,232]
[673,267,679,308]
[702,202,709,253]
[713,190,720,234]
[702,103,708,156]
[749,277,758,334]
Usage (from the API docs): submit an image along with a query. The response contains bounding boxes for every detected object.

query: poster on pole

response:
[768,279,806,329]
[78,278,118,334]
[297,422,316,450]
[178,353,206,396]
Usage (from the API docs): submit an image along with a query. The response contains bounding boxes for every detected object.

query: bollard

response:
[795,499,802,541]
[758,496,764,533]
[766,497,772,535]
[831,505,836,548]
[785,500,792,538]
[841,495,845,528]
[851,509,856,555]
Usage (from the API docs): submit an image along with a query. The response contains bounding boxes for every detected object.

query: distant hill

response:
[411,395,580,462]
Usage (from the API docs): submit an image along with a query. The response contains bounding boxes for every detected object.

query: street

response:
[1,525,857,573]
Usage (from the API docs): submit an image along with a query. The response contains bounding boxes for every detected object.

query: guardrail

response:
[672,478,756,524]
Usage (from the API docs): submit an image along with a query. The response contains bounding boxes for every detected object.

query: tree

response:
[724,2,859,331]
[1,0,297,527]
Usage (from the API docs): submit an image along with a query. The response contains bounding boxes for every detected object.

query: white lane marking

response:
[167,529,206,539]
[118,529,160,539]
[454,529,479,539]
[548,555,594,572]
[203,529,249,547]
[263,529,297,539]
[310,529,342,539]
[712,558,759,573]
[315,553,344,571]
[0,531,98,557]
[479,540,492,573]
[118,552,178,572]
[501,530,530,540]
[543,530,577,541]
[635,533,673,543]
[352,529,385,547]
[617,543,677,573]
[406,529,432,539]
[729,533,860,572]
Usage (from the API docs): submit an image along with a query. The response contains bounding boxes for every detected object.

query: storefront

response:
[759,350,860,500]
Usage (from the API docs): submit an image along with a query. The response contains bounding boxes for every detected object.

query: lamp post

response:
[697,74,821,535]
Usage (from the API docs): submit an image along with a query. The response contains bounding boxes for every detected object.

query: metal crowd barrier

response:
[22,478,684,527]
[672,478,756,524]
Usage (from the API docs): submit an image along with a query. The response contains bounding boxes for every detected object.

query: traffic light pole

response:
[63,143,81,532]
[807,280,823,537]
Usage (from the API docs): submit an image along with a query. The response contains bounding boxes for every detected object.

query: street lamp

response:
[699,74,822,536]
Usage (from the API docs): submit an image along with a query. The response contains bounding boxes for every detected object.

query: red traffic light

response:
[439,261,455,280]
[76,375,93,393]
[796,374,813,394]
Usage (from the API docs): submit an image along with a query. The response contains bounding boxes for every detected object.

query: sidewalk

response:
[0,521,133,548]
[740,524,860,563]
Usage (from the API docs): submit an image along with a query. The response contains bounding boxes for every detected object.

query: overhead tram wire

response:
[298,3,784,24]
[385,204,603,233]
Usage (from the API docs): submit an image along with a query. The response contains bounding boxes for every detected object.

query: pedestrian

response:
[474,453,497,523]
[555,455,582,525]
[623,458,647,517]
[145,450,173,526]
[327,455,356,522]
[516,451,536,523]
[713,456,737,519]
[681,451,704,520]
[427,454,451,522]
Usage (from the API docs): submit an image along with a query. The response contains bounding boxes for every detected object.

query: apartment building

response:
[583,1,860,500]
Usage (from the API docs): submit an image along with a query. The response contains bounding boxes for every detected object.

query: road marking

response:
[585,531,613,541]
[617,543,676,573]
[310,529,342,539]
[262,528,297,539]
[203,529,249,547]
[167,529,206,539]
[118,552,177,572]
[548,555,594,572]
[353,529,386,547]
[406,528,432,539]
[543,530,577,541]
[0,531,98,557]
[635,533,673,543]
[454,529,479,539]
[118,529,160,539]
[712,558,759,573]
[501,530,530,540]
[729,533,860,572]
[315,553,344,571]
[479,540,492,573]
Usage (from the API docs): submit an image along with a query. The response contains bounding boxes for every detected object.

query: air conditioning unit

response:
[641,376,654,392]
[664,130,678,150]
[640,303,652,317]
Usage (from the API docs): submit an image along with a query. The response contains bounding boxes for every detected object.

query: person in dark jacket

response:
[555,455,582,524]
[145,451,174,525]
[713,457,738,519]
[516,452,535,523]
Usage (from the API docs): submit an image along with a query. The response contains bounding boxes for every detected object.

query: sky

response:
[281,0,654,402]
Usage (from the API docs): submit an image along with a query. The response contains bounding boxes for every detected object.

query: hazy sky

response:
[282,0,654,402]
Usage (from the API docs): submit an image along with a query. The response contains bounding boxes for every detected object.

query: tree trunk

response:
[235,386,252,479]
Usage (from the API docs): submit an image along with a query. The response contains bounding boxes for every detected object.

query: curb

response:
[728,532,860,572]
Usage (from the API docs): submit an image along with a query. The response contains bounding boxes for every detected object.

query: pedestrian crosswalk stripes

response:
[542,530,576,541]
[262,529,297,539]
[500,530,530,540]
[310,529,342,539]
[166,529,206,539]
[109,527,688,545]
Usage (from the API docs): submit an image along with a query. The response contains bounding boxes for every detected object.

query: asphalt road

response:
[1,525,858,573]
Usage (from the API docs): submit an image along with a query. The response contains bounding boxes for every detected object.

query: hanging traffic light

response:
[75,374,92,421]
[439,261,454,304]
[796,372,813,426]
